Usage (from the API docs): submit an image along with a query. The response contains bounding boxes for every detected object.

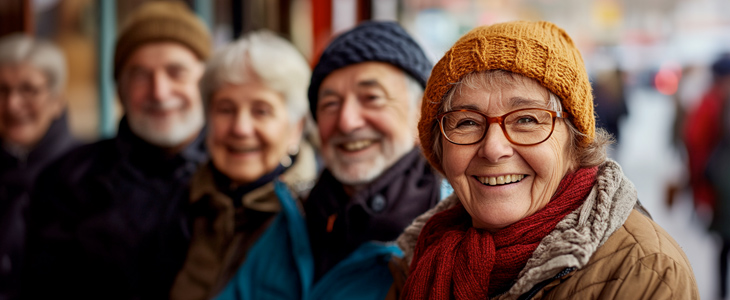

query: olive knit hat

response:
[418,20,595,174]
[114,1,212,80]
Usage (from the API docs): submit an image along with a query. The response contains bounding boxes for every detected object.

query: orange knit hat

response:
[418,20,595,174]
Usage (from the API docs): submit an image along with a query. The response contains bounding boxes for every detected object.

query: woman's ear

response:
[288,118,305,152]
[48,93,66,120]
[412,94,423,146]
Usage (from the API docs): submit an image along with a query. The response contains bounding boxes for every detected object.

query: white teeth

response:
[342,140,373,151]
[477,174,525,186]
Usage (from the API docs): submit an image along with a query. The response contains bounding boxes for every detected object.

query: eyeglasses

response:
[437,108,567,146]
[0,84,48,101]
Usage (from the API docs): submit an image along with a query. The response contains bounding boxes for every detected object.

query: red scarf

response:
[402,167,598,299]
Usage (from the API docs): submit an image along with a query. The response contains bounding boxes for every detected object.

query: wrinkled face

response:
[207,81,302,185]
[0,63,62,149]
[118,42,205,148]
[317,62,419,185]
[441,76,573,231]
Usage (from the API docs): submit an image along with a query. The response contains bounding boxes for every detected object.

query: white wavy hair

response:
[200,30,311,124]
[0,33,67,95]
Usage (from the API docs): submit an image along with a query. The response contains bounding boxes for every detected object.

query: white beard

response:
[328,152,390,185]
[127,101,204,148]
[324,129,414,186]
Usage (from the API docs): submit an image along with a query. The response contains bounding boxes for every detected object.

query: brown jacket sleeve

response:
[384,255,411,300]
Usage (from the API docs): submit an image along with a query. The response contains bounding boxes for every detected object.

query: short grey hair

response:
[404,73,424,108]
[200,30,311,123]
[0,33,67,95]
[432,70,611,170]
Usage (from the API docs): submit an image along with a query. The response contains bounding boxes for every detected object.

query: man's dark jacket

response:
[305,148,442,281]
[21,117,206,300]
[0,113,79,300]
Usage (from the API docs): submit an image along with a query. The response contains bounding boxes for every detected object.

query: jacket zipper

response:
[517,267,576,300]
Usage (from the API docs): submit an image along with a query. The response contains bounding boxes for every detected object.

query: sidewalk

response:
[617,87,716,300]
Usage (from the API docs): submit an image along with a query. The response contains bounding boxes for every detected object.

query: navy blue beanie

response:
[308,21,433,120]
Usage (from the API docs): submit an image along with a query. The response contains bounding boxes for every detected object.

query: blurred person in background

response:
[685,53,730,300]
[168,30,318,300]
[21,2,210,299]
[683,55,730,216]
[394,20,698,299]
[592,67,627,151]
[0,33,79,300]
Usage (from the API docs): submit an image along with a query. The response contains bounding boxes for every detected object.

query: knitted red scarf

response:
[402,167,598,299]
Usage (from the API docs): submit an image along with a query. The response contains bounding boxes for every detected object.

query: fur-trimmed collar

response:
[190,141,317,212]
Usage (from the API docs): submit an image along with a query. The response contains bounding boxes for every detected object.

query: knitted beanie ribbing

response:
[308,21,432,120]
[418,21,595,174]
[114,1,211,80]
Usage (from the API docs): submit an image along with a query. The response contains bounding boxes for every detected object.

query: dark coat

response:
[0,113,79,300]
[305,148,442,281]
[21,117,207,300]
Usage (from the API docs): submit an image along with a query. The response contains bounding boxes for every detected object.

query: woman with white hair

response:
[169,30,318,300]
[0,33,78,299]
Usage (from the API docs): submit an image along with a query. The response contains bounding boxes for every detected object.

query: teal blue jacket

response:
[215,180,401,300]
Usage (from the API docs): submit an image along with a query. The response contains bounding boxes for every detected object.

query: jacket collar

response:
[189,141,318,213]
[0,111,77,165]
[396,160,642,299]
[114,116,208,172]
[306,146,441,248]
[312,148,429,210]
[305,147,441,280]
[0,112,79,186]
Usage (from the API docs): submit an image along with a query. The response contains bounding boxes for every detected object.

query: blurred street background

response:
[2,0,729,298]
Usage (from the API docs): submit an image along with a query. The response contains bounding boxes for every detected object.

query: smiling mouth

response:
[475,174,526,186]
[339,140,375,151]
[226,145,260,154]
[145,106,180,115]
[5,117,28,126]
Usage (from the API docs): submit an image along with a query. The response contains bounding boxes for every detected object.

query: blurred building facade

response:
[3,0,730,142]
[4,0,730,299]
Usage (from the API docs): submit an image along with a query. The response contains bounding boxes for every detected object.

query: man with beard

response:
[22,2,209,299]
[303,21,446,298]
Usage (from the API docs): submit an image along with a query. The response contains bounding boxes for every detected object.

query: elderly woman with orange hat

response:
[392,21,698,299]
